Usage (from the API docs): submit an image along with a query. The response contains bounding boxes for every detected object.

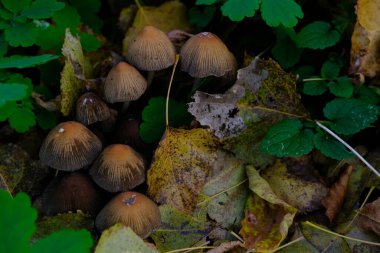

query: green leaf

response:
[303,79,327,96]
[196,0,219,4]
[0,190,37,253]
[4,22,38,47]
[320,60,341,80]
[37,110,57,130]
[221,0,260,22]
[260,119,314,157]
[79,33,101,51]
[354,86,380,105]
[53,5,81,30]
[69,0,102,31]
[9,107,36,133]
[313,130,353,160]
[0,34,8,56]
[7,73,33,95]
[0,102,17,121]
[22,0,64,19]
[30,229,93,253]
[139,97,192,143]
[0,8,13,20]
[2,0,31,14]
[0,83,28,107]
[260,0,303,28]
[0,55,59,69]
[189,6,216,27]
[327,76,353,98]
[271,28,302,68]
[323,98,380,135]
[296,21,340,49]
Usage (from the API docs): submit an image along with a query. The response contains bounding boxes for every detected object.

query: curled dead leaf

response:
[357,197,380,235]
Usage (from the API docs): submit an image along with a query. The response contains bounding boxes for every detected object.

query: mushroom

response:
[126,26,176,85]
[89,144,146,192]
[39,121,102,171]
[95,191,161,238]
[76,92,111,125]
[42,172,103,216]
[104,61,147,112]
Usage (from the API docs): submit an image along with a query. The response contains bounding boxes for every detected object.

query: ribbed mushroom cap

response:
[89,144,146,192]
[39,121,102,171]
[42,172,103,216]
[104,61,147,103]
[126,26,176,71]
[180,32,237,78]
[95,192,161,238]
[76,92,111,125]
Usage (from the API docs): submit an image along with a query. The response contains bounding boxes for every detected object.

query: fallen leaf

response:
[262,159,328,213]
[357,197,380,235]
[240,165,297,252]
[95,224,158,253]
[207,241,244,253]
[151,204,210,252]
[147,128,219,214]
[122,1,192,55]
[322,165,354,223]
[343,224,380,252]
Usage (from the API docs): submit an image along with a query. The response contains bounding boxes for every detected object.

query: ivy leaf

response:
[303,79,327,96]
[4,22,38,47]
[189,6,216,27]
[296,21,341,49]
[320,61,341,80]
[221,0,260,22]
[139,97,192,143]
[260,118,314,157]
[9,107,36,133]
[0,83,28,107]
[21,0,64,19]
[30,229,93,253]
[196,0,219,4]
[0,55,59,69]
[313,130,353,160]
[323,98,380,135]
[0,190,37,253]
[2,0,31,14]
[37,110,57,130]
[327,77,353,98]
[260,0,304,28]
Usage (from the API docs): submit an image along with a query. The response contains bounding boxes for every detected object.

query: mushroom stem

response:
[121,101,131,114]
[146,71,155,88]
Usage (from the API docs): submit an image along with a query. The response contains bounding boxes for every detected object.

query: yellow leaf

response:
[357,0,380,32]
[147,128,218,214]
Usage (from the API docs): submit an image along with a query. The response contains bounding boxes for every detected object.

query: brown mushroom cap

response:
[104,61,147,103]
[76,92,111,125]
[126,26,176,71]
[39,121,102,171]
[95,191,161,238]
[89,144,146,192]
[180,32,237,78]
[42,172,103,216]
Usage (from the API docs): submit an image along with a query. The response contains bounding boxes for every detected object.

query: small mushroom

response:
[76,92,111,125]
[39,121,102,171]
[89,144,146,192]
[95,191,161,238]
[42,172,103,216]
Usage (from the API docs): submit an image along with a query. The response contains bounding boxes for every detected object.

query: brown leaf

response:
[321,165,354,222]
[357,197,380,235]
[207,241,245,253]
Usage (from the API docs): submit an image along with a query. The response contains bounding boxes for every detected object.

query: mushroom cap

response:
[76,92,111,125]
[180,32,237,78]
[42,172,102,215]
[89,144,146,192]
[126,26,176,71]
[39,121,102,171]
[104,61,147,103]
[95,191,161,238]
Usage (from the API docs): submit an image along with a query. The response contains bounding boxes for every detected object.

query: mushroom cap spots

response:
[95,192,161,238]
[180,32,237,78]
[104,61,147,103]
[89,144,146,192]
[76,92,111,125]
[39,121,102,171]
[126,26,176,71]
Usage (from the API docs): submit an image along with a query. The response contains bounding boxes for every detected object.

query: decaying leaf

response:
[357,197,380,235]
[122,1,192,55]
[94,224,158,253]
[240,165,297,252]
[262,159,328,213]
[151,205,210,252]
[322,165,354,223]
[147,128,219,214]
[60,29,93,116]
[207,241,245,253]
[343,224,380,252]
[350,0,380,78]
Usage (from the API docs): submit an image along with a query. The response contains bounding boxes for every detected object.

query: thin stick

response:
[316,121,380,179]
[165,54,180,128]
[302,78,325,82]
[165,246,215,253]
[269,237,304,253]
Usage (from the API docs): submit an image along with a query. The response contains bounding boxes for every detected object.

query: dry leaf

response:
[322,165,353,222]
[207,241,245,253]
[357,197,380,235]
